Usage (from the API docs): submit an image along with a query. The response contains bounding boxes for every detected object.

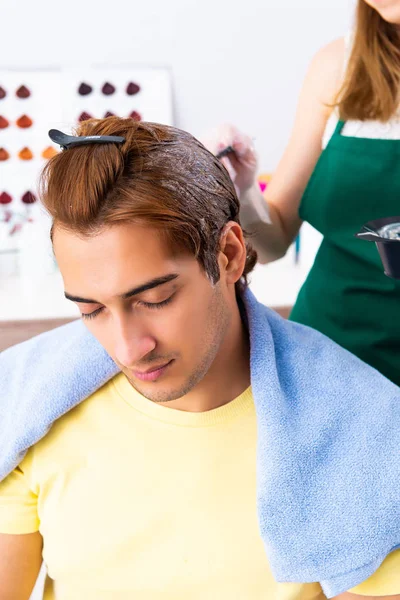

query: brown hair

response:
[337,0,400,121]
[40,117,257,290]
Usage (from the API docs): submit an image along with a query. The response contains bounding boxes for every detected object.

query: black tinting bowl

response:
[356,216,400,279]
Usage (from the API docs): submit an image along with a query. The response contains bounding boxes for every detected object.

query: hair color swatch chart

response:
[63,68,172,127]
[0,67,172,251]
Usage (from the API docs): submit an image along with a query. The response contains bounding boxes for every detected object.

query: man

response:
[0,118,399,600]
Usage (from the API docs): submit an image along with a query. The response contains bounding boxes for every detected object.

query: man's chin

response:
[123,373,190,404]
[120,357,210,405]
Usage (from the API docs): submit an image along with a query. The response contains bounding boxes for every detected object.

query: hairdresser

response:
[205,0,400,386]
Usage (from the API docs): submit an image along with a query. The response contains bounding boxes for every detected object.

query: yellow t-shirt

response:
[0,373,399,599]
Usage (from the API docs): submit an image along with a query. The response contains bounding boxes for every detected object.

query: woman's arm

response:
[207,37,346,263]
[257,37,346,262]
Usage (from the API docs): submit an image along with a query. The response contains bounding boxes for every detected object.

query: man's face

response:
[54,223,235,404]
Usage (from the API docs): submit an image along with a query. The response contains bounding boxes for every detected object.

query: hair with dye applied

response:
[40,117,256,290]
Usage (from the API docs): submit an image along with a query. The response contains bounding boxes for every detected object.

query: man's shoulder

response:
[0,318,117,408]
[257,300,399,396]
[0,314,118,482]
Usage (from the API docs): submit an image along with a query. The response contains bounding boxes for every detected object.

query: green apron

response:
[290,119,400,385]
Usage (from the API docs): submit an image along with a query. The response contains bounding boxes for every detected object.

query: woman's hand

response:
[201,123,270,226]
[201,123,258,196]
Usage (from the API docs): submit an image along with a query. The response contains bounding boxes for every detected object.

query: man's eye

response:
[80,295,174,319]
[140,296,174,310]
[81,307,104,320]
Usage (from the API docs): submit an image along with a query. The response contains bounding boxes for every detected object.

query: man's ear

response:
[218,222,247,285]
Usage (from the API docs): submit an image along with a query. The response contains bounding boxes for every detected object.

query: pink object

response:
[258,181,267,193]
[10,223,23,236]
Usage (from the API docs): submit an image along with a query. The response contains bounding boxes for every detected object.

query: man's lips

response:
[132,359,174,382]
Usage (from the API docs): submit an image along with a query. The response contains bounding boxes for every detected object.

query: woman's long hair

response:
[337,0,400,121]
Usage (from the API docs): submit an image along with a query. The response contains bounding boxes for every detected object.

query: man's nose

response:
[113,316,156,368]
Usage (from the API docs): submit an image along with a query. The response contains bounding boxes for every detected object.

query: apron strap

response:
[333,119,345,136]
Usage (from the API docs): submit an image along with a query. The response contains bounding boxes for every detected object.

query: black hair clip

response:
[48,129,125,150]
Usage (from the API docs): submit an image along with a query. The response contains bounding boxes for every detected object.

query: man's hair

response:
[40,117,257,288]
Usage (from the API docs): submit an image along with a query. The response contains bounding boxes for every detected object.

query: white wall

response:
[1,0,355,170]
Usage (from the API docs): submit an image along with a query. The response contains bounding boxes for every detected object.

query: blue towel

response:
[1,289,399,597]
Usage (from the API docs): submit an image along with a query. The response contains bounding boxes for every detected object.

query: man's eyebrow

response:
[64,273,179,304]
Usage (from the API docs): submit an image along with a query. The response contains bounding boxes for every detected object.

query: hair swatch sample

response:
[78,82,93,96]
[102,82,116,95]
[0,191,12,204]
[129,110,142,121]
[42,146,58,159]
[16,115,33,128]
[16,85,31,99]
[18,147,34,160]
[21,191,37,204]
[0,148,10,161]
[0,87,6,100]
[126,82,140,95]
[78,111,93,122]
[104,111,115,118]
[0,116,9,129]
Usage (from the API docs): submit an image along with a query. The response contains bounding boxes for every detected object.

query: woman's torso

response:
[290,37,400,385]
